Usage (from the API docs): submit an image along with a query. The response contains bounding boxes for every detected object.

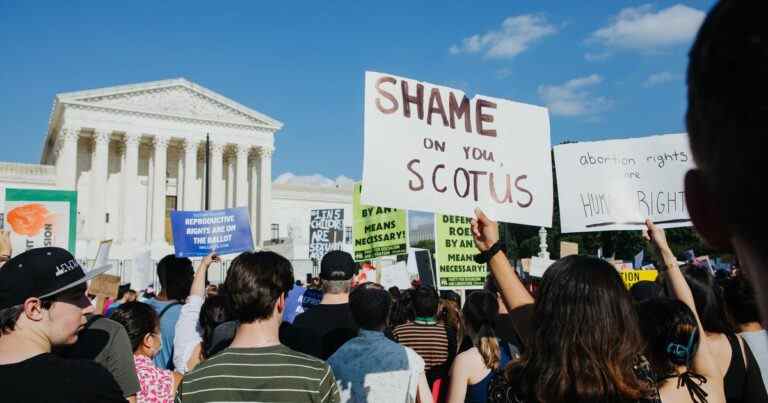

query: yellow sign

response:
[620,270,658,289]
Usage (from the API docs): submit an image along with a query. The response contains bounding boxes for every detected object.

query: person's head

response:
[156,254,194,301]
[350,282,391,331]
[637,298,700,379]
[682,265,735,334]
[412,286,439,319]
[389,288,414,327]
[513,256,651,401]
[722,273,762,327]
[440,290,461,307]
[199,294,233,359]
[685,2,768,315]
[109,301,162,357]
[224,251,293,324]
[630,281,664,303]
[463,291,501,369]
[388,286,401,301]
[319,251,355,295]
[124,290,137,303]
[0,248,106,347]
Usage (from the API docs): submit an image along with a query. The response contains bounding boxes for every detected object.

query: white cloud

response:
[584,51,611,62]
[537,74,612,117]
[643,71,680,87]
[496,68,513,79]
[589,4,704,51]
[274,172,356,188]
[450,14,557,59]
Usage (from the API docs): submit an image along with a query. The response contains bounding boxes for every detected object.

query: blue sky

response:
[0,0,713,189]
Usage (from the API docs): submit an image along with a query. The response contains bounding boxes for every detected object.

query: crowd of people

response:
[1,1,768,402]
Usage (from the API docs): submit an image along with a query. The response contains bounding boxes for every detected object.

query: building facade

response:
[0,78,353,262]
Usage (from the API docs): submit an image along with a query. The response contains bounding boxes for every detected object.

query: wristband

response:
[474,241,506,264]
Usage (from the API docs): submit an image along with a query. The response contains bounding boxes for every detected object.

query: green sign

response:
[435,214,486,289]
[353,183,408,261]
[4,188,78,255]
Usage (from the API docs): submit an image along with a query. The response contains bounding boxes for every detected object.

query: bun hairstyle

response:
[637,298,700,377]
[463,291,501,369]
[109,301,159,352]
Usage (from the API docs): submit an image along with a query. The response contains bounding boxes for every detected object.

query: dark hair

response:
[350,283,391,330]
[510,256,652,402]
[463,291,501,369]
[484,274,500,295]
[388,286,401,301]
[638,298,700,379]
[629,281,664,303]
[723,274,761,325]
[440,290,462,307]
[156,255,194,301]
[224,251,293,323]
[412,286,439,318]
[389,288,414,327]
[199,294,233,359]
[0,305,24,336]
[109,301,159,352]
[682,265,735,334]
[687,1,768,244]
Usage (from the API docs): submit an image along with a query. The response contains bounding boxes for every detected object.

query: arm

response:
[0,230,11,269]
[191,252,219,298]
[416,372,433,403]
[446,354,470,403]
[471,209,534,310]
[644,220,725,395]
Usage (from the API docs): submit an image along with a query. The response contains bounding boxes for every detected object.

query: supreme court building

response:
[0,78,353,262]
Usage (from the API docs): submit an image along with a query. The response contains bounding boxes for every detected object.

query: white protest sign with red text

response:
[362,71,553,227]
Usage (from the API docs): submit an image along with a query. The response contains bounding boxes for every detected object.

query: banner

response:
[554,133,694,233]
[620,270,659,289]
[435,214,486,290]
[308,208,344,261]
[3,188,77,255]
[170,207,253,257]
[362,71,553,227]
[352,183,408,261]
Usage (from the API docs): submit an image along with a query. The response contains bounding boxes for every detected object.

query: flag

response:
[634,250,645,269]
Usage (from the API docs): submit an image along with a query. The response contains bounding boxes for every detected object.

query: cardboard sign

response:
[361,71,553,227]
[379,261,413,290]
[620,270,659,289]
[353,183,408,261]
[89,274,121,299]
[3,188,77,255]
[554,133,694,233]
[308,209,344,261]
[435,215,486,289]
[560,241,579,258]
[170,208,253,257]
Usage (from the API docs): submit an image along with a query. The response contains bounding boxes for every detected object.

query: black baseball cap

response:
[320,250,356,280]
[0,247,111,309]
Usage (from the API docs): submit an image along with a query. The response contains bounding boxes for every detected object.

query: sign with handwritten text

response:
[171,208,253,257]
[308,209,344,260]
[554,133,694,233]
[361,71,553,227]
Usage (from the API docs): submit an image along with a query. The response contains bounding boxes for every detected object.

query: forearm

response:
[190,263,208,297]
[488,252,534,310]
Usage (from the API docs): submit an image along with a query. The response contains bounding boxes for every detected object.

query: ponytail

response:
[464,290,502,369]
[477,322,501,369]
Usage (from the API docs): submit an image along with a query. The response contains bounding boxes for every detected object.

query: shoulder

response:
[61,356,123,389]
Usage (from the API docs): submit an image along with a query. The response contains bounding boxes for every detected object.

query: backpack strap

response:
[159,301,182,319]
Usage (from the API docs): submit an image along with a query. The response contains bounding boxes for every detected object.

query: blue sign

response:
[171,207,254,257]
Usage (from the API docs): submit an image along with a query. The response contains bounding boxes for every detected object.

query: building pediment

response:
[56,78,283,130]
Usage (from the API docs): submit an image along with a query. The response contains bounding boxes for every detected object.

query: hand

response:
[0,230,11,257]
[643,219,672,255]
[199,252,220,271]
[470,208,499,252]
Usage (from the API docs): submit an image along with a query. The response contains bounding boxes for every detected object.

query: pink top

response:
[134,354,174,403]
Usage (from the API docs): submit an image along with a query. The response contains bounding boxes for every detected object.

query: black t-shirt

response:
[0,353,126,402]
[291,303,358,360]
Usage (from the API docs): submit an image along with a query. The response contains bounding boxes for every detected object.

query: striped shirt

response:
[392,322,451,371]
[175,344,340,403]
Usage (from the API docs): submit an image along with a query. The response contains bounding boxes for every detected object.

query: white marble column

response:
[183,139,198,210]
[226,152,235,208]
[210,142,225,209]
[249,153,259,243]
[122,134,141,243]
[89,131,110,240]
[151,136,169,244]
[257,146,273,246]
[235,144,249,208]
[55,127,79,190]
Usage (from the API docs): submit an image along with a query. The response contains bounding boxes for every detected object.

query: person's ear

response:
[22,298,45,321]
[276,292,286,314]
[142,333,155,351]
[685,169,732,250]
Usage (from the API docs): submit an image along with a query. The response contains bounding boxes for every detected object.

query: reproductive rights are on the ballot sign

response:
[171,207,253,257]
[361,71,553,227]
[554,133,695,233]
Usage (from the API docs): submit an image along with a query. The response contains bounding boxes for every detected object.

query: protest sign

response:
[620,270,659,289]
[528,257,554,278]
[93,240,112,272]
[361,71,553,227]
[435,214,486,289]
[170,207,253,257]
[353,183,408,261]
[130,249,152,291]
[89,274,121,299]
[408,248,435,288]
[379,261,412,290]
[560,241,579,258]
[3,188,77,255]
[554,133,694,233]
[308,209,344,261]
[301,288,323,310]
